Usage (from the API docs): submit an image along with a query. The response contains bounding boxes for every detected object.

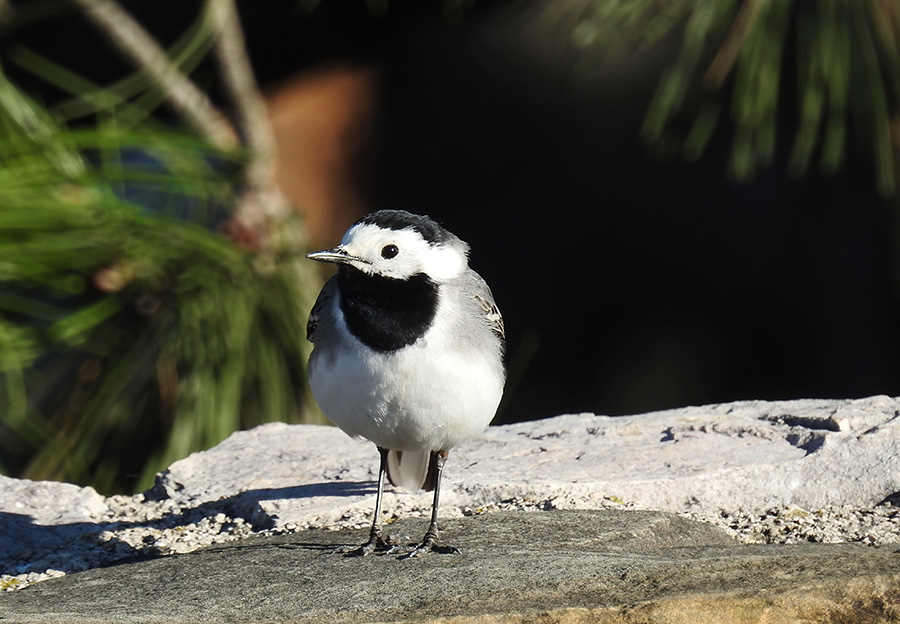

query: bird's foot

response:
[401,542,461,559]
[336,534,399,557]
[399,530,460,559]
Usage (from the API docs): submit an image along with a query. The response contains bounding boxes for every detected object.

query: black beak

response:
[306,247,368,265]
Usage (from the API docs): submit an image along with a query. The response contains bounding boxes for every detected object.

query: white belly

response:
[309,334,503,452]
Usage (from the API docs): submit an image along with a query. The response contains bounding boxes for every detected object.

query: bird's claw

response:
[336,535,397,557]
[337,533,460,558]
[401,543,461,559]
[399,533,461,559]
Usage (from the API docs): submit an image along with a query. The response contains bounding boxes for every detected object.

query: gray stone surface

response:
[2,396,900,595]
[2,510,899,623]
[150,395,900,526]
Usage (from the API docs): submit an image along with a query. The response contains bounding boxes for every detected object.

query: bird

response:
[305,209,505,558]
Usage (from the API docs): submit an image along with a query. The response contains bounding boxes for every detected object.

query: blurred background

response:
[1,0,899,494]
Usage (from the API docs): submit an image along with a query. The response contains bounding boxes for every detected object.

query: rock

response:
[1,510,898,623]
[2,396,899,595]
[151,395,900,527]
[0,475,107,526]
[0,475,109,583]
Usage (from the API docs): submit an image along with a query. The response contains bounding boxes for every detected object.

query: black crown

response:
[356,210,452,246]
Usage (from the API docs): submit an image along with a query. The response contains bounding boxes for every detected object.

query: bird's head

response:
[306,210,469,282]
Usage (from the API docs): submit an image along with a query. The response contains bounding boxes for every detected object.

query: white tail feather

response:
[386,449,432,491]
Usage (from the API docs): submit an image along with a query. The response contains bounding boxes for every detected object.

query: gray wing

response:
[307,277,338,343]
[473,290,505,341]
[457,268,505,354]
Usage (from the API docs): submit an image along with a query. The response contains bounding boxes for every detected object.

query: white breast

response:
[308,293,504,452]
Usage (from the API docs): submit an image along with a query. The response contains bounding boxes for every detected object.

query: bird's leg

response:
[403,450,461,558]
[341,446,393,556]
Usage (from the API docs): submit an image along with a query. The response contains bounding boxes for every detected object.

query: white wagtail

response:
[306,209,505,558]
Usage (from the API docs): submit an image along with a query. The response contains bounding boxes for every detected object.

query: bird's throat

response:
[337,267,439,352]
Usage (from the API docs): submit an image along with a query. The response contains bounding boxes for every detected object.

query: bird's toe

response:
[399,539,460,559]
[336,535,395,557]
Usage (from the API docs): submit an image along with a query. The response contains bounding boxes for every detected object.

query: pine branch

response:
[0,3,320,493]
[608,0,900,194]
[69,0,238,152]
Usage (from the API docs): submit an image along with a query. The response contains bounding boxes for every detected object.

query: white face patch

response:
[339,223,467,281]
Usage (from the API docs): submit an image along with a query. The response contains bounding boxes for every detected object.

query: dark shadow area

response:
[0,511,115,575]
[0,510,141,577]
[224,481,378,530]
[0,480,377,577]
[365,5,900,421]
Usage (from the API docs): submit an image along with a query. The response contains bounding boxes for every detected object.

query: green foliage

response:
[0,66,321,494]
[587,0,900,195]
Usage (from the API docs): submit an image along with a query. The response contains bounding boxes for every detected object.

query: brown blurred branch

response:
[0,0,14,26]
[206,0,292,229]
[704,0,763,90]
[69,0,238,151]
[207,0,273,184]
[70,0,294,241]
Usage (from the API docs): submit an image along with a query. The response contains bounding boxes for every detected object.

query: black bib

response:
[337,266,439,352]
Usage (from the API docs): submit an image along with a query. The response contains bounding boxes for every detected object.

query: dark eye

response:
[381,244,399,259]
